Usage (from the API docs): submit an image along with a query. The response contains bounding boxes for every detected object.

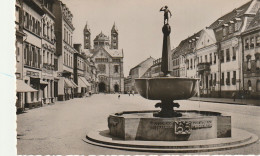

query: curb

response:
[188,99,247,105]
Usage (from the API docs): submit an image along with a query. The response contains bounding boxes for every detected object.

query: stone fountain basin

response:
[135,77,198,100]
[108,110,231,141]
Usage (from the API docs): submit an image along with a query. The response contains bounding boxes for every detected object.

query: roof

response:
[104,47,123,58]
[111,22,118,33]
[208,1,252,29]
[94,32,109,41]
[131,57,155,70]
[84,21,91,32]
[173,30,203,58]
[246,8,260,30]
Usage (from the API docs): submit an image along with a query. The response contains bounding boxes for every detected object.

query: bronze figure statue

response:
[160,6,172,25]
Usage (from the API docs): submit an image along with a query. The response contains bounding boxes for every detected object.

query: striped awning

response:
[79,77,91,87]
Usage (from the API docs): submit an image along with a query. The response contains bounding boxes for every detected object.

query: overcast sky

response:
[61,0,249,75]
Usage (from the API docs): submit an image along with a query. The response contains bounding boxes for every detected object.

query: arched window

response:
[255,53,260,70]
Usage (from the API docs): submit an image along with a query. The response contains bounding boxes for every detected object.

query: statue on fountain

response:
[160,6,172,25]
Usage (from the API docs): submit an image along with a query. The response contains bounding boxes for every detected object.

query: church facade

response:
[83,22,124,93]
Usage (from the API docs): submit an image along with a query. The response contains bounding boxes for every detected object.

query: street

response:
[17,94,260,155]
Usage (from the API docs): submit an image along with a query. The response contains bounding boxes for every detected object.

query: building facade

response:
[53,0,77,101]
[241,8,260,99]
[127,56,155,92]
[83,23,124,93]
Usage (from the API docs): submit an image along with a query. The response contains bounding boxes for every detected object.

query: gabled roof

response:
[246,8,260,30]
[104,47,123,58]
[208,1,252,29]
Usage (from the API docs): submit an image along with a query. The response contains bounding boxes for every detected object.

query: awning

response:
[64,78,77,88]
[78,77,87,88]
[16,79,38,92]
[79,76,91,87]
[70,79,78,88]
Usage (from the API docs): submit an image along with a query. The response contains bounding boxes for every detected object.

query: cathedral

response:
[83,22,124,93]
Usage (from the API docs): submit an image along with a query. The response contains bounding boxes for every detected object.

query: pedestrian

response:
[118,94,120,99]
[132,90,134,96]
[232,92,236,101]
[128,91,130,96]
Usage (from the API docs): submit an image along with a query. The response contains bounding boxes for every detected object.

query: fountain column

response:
[161,24,171,76]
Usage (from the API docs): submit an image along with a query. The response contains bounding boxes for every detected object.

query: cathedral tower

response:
[111,22,118,49]
[83,21,91,49]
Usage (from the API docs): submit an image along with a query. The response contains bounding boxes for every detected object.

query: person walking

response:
[128,91,130,96]
[232,92,236,101]
[132,90,135,96]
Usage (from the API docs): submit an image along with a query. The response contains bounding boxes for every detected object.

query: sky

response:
[61,0,249,76]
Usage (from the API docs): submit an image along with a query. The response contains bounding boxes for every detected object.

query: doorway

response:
[114,84,119,93]
[98,82,106,92]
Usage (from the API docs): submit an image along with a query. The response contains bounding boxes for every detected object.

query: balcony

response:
[197,62,210,74]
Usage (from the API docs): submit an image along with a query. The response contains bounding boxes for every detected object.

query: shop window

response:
[232,47,236,60]
[226,48,230,62]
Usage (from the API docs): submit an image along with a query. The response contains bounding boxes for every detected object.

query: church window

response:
[98,64,106,73]
[114,65,119,73]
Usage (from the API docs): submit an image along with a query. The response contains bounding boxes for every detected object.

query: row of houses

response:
[15,0,98,112]
[125,0,260,99]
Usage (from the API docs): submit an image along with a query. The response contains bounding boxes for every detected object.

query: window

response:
[113,59,120,62]
[221,72,224,85]
[210,53,212,64]
[214,73,217,86]
[220,50,224,63]
[98,64,106,73]
[64,28,66,40]
[15,7,19,23]
[255,54,260,70]
[245,38,249,50]
[248,80,252,91]
[256,36,260,47]
[16,46,20,62]
[257,80,260,92]
[95,58,108,62]
[247,55,251,71]
[226,48,230,62]
[205,55,208,63]
[114,65,119,73]
[223,27,227,36]
[232,47,236,60]
[226,72,230,85]
[250,37,255,49]
[214,53,217,64]
[229,24,233,34]
[200,56,202,63]
[232,71,236,85]
[190,59,193,69]
[54,59,58,71]
[187,60,189,69]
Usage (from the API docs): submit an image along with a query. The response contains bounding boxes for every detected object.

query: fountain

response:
[84,6,258,152]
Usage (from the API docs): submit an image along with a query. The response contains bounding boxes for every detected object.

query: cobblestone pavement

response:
[17,94,260,155]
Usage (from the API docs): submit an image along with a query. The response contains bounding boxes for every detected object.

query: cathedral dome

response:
[94,32,109,41]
